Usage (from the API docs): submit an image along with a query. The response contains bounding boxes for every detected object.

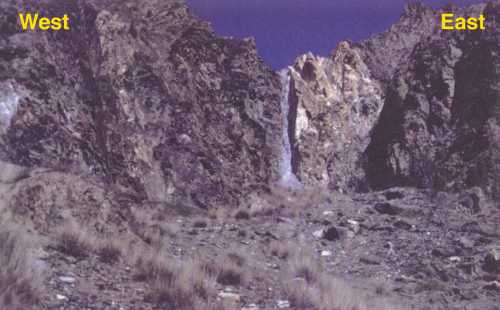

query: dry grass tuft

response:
[283,247,405,310]
[133,248,174,282]
[56,223,92,258]
[147,257,215,308]
[270,240,292,259]
[234,209,251,220]
[0,225,41,309]
[215,252,248,287]
[132,246,215,308]
[287,247,323,284]
[96,238,122,264]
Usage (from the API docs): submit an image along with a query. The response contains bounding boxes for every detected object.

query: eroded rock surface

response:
[366,2,500,196]
[289,42,384,191]
[288,2,500,197]
[0,0,282,208]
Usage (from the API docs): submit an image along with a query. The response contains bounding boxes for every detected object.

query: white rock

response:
[58,276,76,284]
[347,219,360,234]
[321,250,332,257]
[313,229,324,238]
[277,300,290,309]
[56,294,68,301]
[218,292,240,302]
[449,256,461,263]
[322,210,334,216]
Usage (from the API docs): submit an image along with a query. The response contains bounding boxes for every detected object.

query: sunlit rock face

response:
[288,42,384,192]
[0,0,282,208]
[287,2,500,198]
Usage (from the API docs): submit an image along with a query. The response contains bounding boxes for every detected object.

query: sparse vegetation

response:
[234,209,250,220]
[0,225,40,309]
[97,239,122,264]
[287,247,323,284]
[270,240,292,259]
[283,246,404,310]
[216,252,248,287]
[56,223,92,258]
[132,246,215,308]
[193,218,208,228]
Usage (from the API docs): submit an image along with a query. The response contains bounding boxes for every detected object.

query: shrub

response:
[234,209,250,220]
[216,268,243,286]
[216,253,248,287]
[133,249,174,282]
[287,247,322,284]
[56,223,92,258]
[134,248,214,308]
[283,247,405,310]
[97,239,122,264]
[270,240,292,260]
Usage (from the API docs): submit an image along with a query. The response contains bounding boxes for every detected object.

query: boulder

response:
[483,249,500,273]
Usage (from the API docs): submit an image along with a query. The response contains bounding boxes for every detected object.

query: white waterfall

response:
[278,69,301,188]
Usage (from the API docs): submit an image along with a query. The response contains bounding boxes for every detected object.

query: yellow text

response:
[441,13,486,31]
[19,13,70,31]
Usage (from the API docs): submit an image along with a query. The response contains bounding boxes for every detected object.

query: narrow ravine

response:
[278,69,301,188]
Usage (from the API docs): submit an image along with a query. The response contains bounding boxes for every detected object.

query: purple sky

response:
[185,0,483,69]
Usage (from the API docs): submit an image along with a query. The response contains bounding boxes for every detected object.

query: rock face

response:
[365,2,500,196]
[0,0,282,208]
[1,0,499,209]
[288,42,384,191]
[288,2,500,196]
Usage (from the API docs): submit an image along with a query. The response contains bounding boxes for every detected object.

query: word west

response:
[441,13,486,31]
[19,13,70,31]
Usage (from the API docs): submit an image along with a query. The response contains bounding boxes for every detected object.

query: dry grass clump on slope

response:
[132,246,216,309]
[0,224,41,309]
[283,246,406,310]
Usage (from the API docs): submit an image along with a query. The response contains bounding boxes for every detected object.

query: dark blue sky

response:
[185,0,483,69]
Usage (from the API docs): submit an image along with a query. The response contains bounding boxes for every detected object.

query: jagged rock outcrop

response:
[0,0,282,209]
[288,2,500,197]
[288,42,384,191]
[365,2,500,197]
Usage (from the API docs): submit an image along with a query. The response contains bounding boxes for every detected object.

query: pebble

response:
[276,300,290,309]
[322,211,334,216]
[321,250,333,257]
[56,294,68,301]
[58,276,76,284]
[449,256,461,263]
[312,229,324,238]
[347,219,360,234]
[483,248,500,273]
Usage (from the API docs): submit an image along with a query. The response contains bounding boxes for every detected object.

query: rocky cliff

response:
[365,2,500,196]
[0,0,282,210]
[288,2,500,197]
